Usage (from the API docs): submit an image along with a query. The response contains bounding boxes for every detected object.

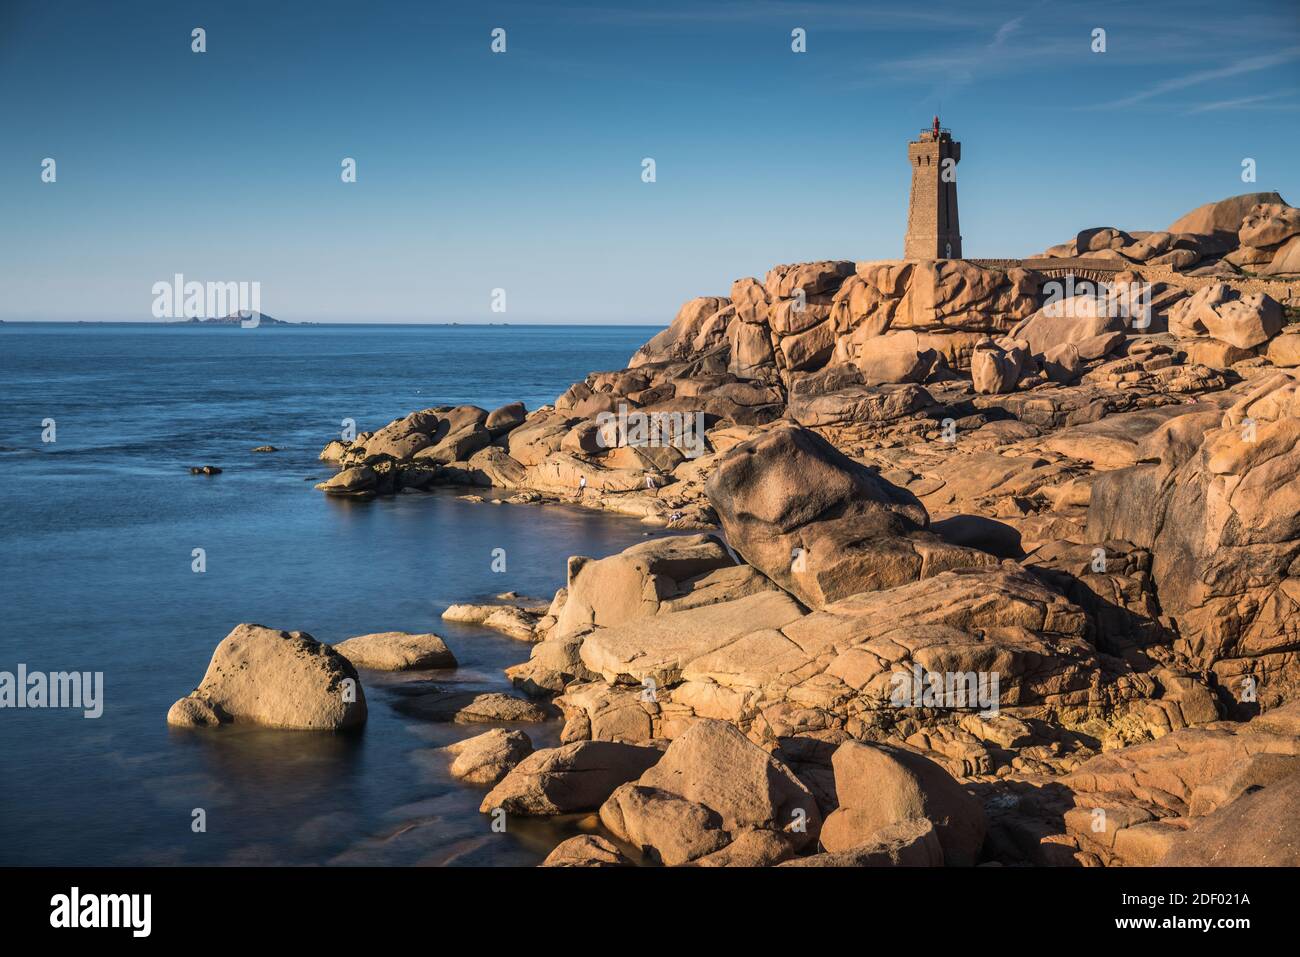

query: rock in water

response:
[167,624,367,730]
[394,689,549,723]
[444,728,533,786]
[332,631,457,670]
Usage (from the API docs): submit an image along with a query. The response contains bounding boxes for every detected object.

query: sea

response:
[0,322,663,866]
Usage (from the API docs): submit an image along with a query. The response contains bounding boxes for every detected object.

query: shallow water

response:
[0,322,661,865]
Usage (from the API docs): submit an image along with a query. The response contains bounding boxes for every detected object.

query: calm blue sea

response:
[0,322,662,866]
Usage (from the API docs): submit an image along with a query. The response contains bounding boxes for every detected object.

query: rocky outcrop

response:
[560,558,1132,760]
[167,624,367,730]
[1088,372,1300,706]
[300,195,1300,869]
[1159,771,1300,865]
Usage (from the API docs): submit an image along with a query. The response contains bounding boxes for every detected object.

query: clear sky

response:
[2,0,1298,323]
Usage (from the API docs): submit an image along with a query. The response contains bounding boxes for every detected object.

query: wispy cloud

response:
[992,16,1024,47]
[1091,45,1300,110]
[1186,93,1288,114]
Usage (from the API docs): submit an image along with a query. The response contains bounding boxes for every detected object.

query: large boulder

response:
[765,260,855,300]
[599,784,732,865]
[1167,283,1283,349]
[415,409,491,465]
[315,465,379,495]
[727,317,777,379]
[599,719,820,864]
[1259,234,1300,276]
[359,409,442,460]
[479,740,662,815]
[970,337,1031,395]
[705,425,996,608]
[167,624,367,730]
[786,378,932,428]
[1076,226,1133,253]
[846,330,936,385]
[1167,191,1288,237]
[485,401,527,437]
[820,741,987,865]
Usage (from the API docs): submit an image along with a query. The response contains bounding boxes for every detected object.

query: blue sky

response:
[2,0,1298,323]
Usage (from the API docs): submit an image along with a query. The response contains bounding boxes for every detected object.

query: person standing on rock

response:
[578,475,587,497]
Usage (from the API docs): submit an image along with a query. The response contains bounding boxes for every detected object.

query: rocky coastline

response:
[169,193,1300,867]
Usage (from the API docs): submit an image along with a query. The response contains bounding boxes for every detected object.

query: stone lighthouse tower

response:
[904,116,962,259]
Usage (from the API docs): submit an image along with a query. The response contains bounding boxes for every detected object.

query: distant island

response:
[171,312,308,326]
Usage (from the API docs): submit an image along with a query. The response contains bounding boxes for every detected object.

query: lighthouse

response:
[904,117,962,260]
